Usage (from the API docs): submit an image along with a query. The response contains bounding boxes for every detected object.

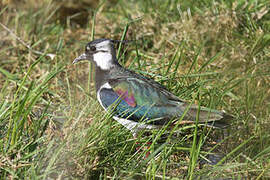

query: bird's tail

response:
[183,105,232,128]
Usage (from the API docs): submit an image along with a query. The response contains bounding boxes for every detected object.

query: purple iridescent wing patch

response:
[113,82,136,108]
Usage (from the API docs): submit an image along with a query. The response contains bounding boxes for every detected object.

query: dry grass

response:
[1,0,270,179]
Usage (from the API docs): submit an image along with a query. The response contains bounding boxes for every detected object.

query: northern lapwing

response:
[73,39,231,137]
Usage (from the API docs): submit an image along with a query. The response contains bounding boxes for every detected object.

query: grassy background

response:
[0,0,270,179]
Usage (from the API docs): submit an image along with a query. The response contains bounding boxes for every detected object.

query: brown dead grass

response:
[1,0,270,178]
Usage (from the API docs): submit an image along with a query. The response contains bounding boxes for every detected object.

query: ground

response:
[0,0,270,179]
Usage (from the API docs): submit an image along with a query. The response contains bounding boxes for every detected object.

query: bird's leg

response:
[133,131,153,158]
[135,141,152,158]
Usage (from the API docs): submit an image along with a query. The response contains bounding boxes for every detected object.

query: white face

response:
[92,40,114,70]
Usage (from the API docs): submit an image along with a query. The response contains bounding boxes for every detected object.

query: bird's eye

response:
[90,46,96,51]
[86,46,96,52]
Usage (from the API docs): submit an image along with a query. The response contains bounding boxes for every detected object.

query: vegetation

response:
[0,0,270,179]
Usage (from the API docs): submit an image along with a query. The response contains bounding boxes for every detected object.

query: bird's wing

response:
[109,77,183,107]
[99,75,231,126]
[98,77,184,125]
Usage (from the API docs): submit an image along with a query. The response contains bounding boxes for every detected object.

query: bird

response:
[73,38,231,137]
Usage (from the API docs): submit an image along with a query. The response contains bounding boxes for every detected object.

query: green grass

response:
[1,0,270,179]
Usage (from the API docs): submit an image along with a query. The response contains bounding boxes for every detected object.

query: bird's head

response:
[73,39,119,70]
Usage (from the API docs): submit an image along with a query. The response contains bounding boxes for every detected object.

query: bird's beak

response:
[72,53,88,64]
